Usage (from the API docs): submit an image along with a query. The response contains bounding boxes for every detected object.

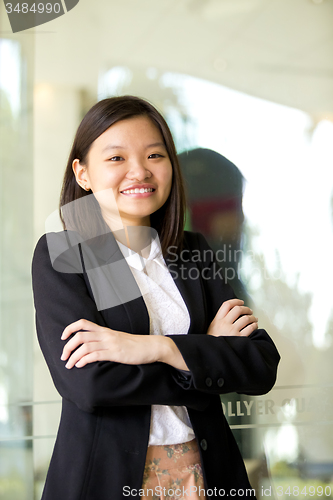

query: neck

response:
[100,210,152,256]
[115,225,152,257]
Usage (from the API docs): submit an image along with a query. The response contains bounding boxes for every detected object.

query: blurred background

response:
[1,0,333,498]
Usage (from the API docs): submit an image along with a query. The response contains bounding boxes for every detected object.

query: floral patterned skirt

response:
[141,439,206,500]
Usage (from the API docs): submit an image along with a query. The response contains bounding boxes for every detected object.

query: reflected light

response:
[0,384,9,424]
[35,84,55,107]
[265,424,299,464]
[0,39,21,117]
[281,398,297,420]
[146,67,158,80]
[98,66,132,99]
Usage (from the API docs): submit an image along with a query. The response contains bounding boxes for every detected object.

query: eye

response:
[108,156,124,161]
[148,153,164,159]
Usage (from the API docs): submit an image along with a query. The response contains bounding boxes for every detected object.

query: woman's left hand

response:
[60,319,189,371]
[61,319,160,369]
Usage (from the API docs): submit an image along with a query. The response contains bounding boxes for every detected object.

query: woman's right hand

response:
[207,299,258,338]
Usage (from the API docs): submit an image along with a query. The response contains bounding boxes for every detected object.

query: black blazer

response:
[32,230,280,500]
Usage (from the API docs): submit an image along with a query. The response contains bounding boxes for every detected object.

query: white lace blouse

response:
[116,236,195,446]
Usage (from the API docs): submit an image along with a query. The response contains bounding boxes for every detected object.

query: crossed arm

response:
[32,233,279,412]
[61,298,259,370]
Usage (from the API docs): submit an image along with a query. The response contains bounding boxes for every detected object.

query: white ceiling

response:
[34,0,333,118]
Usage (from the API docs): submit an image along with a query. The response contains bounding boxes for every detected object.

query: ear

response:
[72,159,91,191]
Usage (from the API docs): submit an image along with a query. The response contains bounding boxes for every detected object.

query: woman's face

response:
[73,116,173,228]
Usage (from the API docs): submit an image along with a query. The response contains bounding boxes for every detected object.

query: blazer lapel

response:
[165,246,208,336]
[81,231,150,335]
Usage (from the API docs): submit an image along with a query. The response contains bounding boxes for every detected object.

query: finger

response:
[215,299,244,319]
[61,319,100,340]
[227,305,253,324]
[61,331,98,361]
[74,352,103,368]
[64,342,105,369]
[234,314,258,332]
[237,321,258,337]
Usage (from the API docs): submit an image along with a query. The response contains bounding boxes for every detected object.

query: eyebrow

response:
[102,142,166,153]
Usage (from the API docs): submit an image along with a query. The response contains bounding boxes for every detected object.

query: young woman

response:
[32,96,280,500]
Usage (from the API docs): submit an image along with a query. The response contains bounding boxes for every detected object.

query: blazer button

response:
[205,377,212,387]
[217,378,224,387]
[200,439,208,451]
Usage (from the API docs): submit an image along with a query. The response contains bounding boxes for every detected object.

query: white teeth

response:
[122,188,154,194]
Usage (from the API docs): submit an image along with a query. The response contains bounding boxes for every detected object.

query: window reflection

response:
[57,63,333,494]
[0,33,34,499]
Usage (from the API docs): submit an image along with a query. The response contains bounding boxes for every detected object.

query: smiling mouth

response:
[121,188,155,195]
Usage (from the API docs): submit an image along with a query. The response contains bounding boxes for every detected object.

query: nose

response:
[126,158,151,181]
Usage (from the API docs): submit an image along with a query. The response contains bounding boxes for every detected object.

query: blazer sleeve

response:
[167,232,281,396]
[32,234,209,413]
